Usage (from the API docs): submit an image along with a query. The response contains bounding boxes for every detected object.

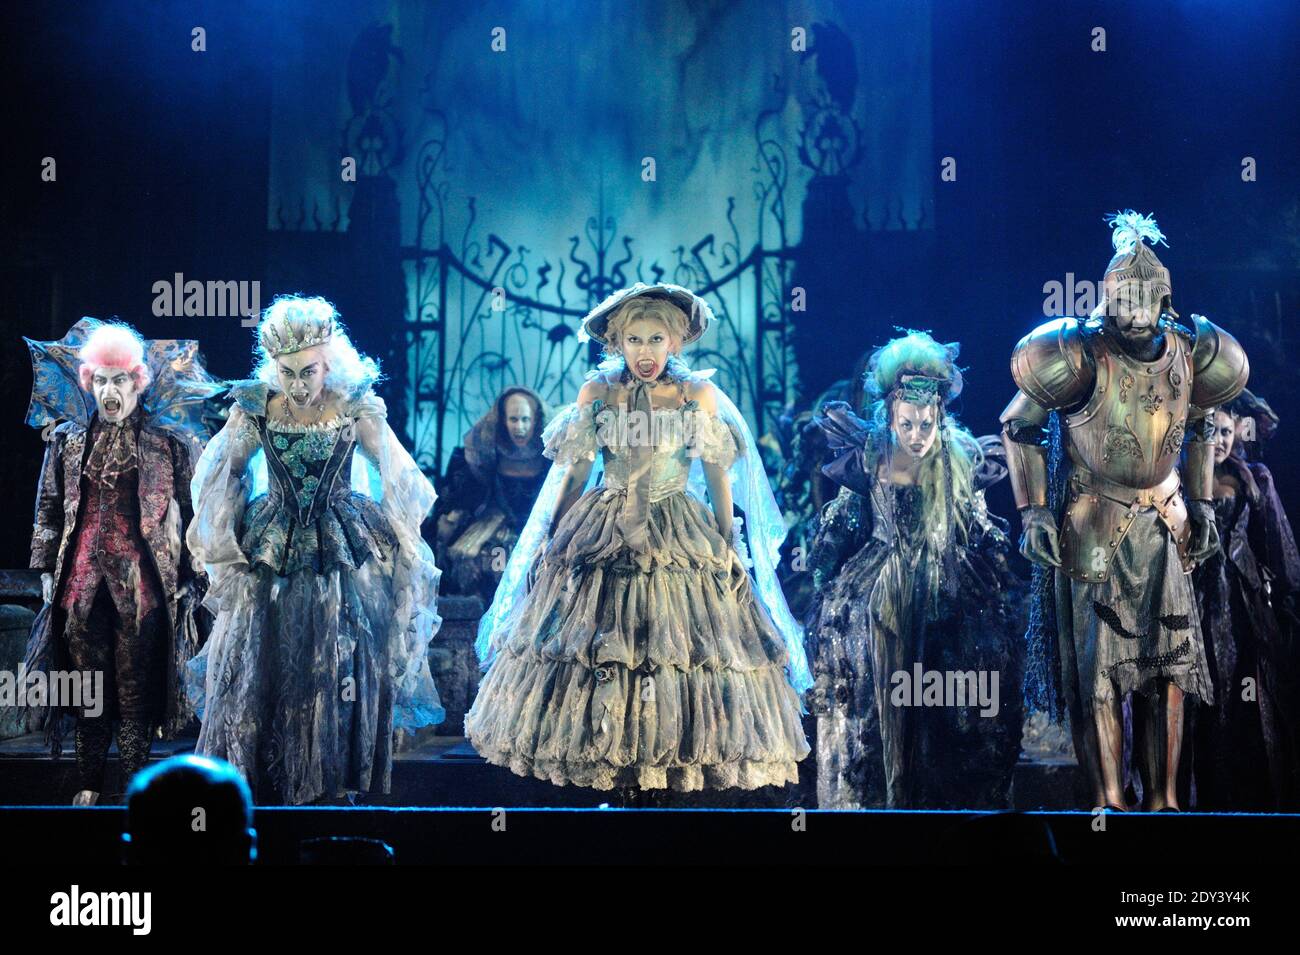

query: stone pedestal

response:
[0,604,37,741]
[423,594,484,737]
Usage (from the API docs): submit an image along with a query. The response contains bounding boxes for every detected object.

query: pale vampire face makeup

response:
[619,316,676,382]
[503,393,536,447]
[91,368,140,423]
[276,345,329,407]
[1212,409,1236,464]
[891,399,938,460]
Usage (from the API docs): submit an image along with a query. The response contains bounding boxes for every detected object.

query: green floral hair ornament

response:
[893,373,949,406]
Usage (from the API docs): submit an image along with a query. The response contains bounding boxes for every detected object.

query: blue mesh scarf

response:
[1023,411,1069,719]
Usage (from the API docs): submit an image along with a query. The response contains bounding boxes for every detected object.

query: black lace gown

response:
[808,450,1024,810]
[1192,461,1300,810]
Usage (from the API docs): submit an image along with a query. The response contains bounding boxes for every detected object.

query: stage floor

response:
[3,732,1298,864]
[0,731,1085,810]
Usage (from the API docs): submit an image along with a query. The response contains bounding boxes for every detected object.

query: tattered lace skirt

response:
[465,486,809,791]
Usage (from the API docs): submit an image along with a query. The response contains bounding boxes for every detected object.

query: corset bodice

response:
[597,401,700,502]
[241,414,396,576]
[868,480,927,555]
[259,417,360,523]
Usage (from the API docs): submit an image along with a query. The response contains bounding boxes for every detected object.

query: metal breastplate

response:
[1064,331,1192,489]
[1059,332,1195,582]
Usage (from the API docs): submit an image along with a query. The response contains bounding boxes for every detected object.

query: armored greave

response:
[1132,681,1185,809]
[1055,570,1127,807]
[1093,698,1127,807]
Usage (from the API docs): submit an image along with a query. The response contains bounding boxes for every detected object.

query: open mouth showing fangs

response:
[635,360,658,378]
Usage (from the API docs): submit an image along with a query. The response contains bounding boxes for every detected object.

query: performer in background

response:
[1191,391,1300,809]
[467,283,811,793]
[434,386,549,605]
[24,320,217,805]
[764,369,863,621]
[1002,211,1249,811]
[807,331,1022,809]
[186,295,444,805]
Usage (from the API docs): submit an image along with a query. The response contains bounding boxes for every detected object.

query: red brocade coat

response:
[28,416,200,731]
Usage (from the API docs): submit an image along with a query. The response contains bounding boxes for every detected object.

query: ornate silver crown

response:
[259,314,335,358]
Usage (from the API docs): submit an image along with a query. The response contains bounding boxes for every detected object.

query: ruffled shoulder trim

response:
[685,404,741,469]
[542,401,599,466]
[51,420,84,439]
[346,389,387,421]
[228,379,270,417]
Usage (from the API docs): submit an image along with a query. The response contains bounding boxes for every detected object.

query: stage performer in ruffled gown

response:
[466,283,812,792]
[186,295,444,805]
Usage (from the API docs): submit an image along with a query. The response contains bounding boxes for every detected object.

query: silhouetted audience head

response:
[122,755,256,865]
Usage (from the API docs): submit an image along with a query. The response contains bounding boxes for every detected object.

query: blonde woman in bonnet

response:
[466,283,812,795]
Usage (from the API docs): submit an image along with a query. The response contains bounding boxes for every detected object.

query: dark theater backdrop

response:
[2,0,1298,570]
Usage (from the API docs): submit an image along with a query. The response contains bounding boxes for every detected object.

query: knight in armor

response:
[25,321,217,805]
[1001,211,1249,811]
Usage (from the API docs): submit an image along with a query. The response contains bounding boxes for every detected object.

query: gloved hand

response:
[40,572,55,605]
[1018,506,1061,568]
[1187,499,1221,564]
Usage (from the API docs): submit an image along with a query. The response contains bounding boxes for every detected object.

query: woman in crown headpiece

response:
[807,331,1023,809]
[185,295,443,805]
[465,284,811,793]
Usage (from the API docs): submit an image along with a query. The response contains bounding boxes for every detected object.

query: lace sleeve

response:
[688,408,741,470]
[809,486,870,592]
[542,402,599,466]
[347,390,387,421]
[186,406,262,606]
[350,391,445,730]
